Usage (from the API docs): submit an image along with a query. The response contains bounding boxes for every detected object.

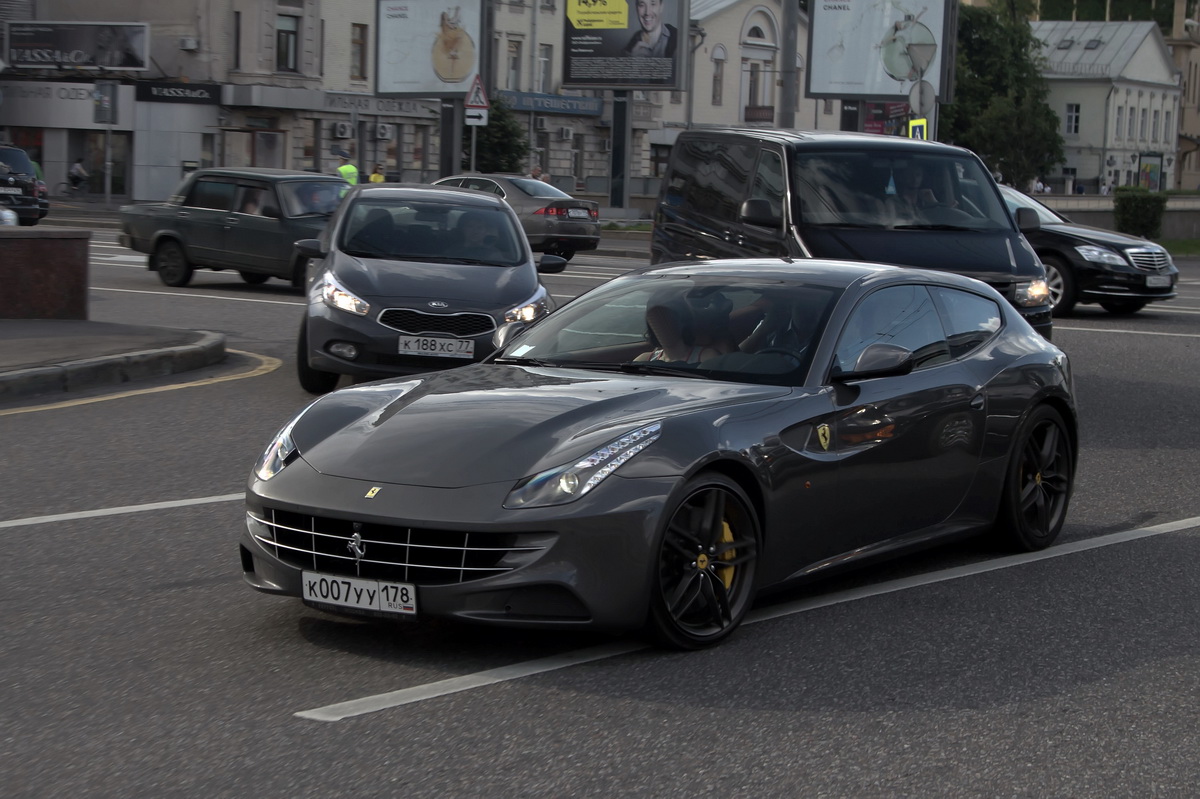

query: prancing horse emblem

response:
[365,486,381,498]
[817,423,831,451]
[348,524,366,574]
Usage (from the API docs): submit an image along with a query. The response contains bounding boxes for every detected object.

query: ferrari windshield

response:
[495,274,843,386]
[791,150,1012,231]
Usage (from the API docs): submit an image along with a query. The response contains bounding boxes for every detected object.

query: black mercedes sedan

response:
[295,184,567,394]
[242,259,1077,649]
[1000,186,1178,316]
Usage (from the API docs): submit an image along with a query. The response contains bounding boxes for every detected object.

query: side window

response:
[187,179,236,211]
[436,178,463,188]
[834,285,950,373]
[463,178,504,196]
[670,137,756,224]
[749,149,785,221]
[929,287,1003,358]
[234,183,273,216]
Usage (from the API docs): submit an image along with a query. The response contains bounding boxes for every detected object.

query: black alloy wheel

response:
[998,405,1074,551]
[648,473,759,649]
[296,320,341,395]
[154,241,193,287]
[239,271,271,285]
[1041,256,1077,317]
[1099,299,1148,315]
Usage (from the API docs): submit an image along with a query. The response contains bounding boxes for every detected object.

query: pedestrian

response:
[529,165,544,180]
[69,158,89,190]
[335,149,360,185]
[369,164,386,183]
[1034,177,1045,193]
[1099,181,1110,196]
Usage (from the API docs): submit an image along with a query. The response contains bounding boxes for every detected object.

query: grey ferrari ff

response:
[242,259,1077,649]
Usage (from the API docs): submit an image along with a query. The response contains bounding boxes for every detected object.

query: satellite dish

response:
[909,80,936,115]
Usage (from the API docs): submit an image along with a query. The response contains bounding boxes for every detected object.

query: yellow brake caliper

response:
[717,520,735,590]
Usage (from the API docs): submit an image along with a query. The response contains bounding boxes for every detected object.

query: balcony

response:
[743,105,775,124]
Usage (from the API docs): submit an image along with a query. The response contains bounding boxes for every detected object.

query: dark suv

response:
[0,145,49,226]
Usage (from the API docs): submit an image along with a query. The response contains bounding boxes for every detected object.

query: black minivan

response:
[652,129,1053,338]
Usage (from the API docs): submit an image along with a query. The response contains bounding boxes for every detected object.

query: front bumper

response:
[240,457,677,631]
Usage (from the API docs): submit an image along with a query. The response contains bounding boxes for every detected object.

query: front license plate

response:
[1146,274,1172,287]
[567,208,591,219]
[0,187,22,195]
[399,336,474,358]
[302,572,417,615]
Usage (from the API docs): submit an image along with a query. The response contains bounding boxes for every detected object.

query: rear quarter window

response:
[930,287,1003,358]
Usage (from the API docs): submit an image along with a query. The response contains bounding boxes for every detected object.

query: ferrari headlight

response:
[504,286,550,324]
[1075,245,1128,266]
[320,274,370,316]
[1014,278,1050,307]
[253,414,304,481]
[504,422,662,508]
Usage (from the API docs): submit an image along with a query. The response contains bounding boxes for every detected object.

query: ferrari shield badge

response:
[817,424,831,451]
[365,487,381,498]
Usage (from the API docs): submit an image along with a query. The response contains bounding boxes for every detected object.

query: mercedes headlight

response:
[1014,278,1050,307]
[505,286,550,324]
[1075,245,1128,266]
[504,422,662,508]
[320,273,370,316]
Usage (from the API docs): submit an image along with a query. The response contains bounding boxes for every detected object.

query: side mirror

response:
[537,254,568,274]
[833,343,915,381]
[295,238,326,259]
[740,198,782,228]
[493,321,528,349]
[1015,206,1040,233]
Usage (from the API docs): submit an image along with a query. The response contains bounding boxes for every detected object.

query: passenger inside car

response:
[635,291,732,364]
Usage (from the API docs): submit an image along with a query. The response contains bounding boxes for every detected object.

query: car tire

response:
[297,321,340,395]
[996,404,1073,552]
[239,271,271,285]
[291,257,309,289]
[646,472,759,649]
[1099,299,1147,315]
[154,241,194,287]
[1041,256,1077,317]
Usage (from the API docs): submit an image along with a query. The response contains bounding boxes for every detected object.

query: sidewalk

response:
[0,319,226,402]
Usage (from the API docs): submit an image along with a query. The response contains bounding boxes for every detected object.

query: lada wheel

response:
[647,473,759,649]
[239,271,270,285]
[154,241,194,287]
[997,405,1073,551]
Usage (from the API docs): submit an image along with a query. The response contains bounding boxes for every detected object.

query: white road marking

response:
[0,493,243,529]
[92,286,304,306]
[1055,325,1200,338]
[294,515,1200,722]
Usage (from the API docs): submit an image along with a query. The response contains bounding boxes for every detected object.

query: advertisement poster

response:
[5,22,149,71]
[562,0,687,90]
[806,0,953,106]
[376,0,482,97]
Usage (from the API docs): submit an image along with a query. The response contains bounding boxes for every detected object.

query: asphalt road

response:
[2,231,1199,797]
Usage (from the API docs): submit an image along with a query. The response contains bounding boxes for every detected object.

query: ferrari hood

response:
[291,364,790,487]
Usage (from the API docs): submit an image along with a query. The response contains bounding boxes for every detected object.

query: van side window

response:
[666,138,756,225]
[750,150,785,221]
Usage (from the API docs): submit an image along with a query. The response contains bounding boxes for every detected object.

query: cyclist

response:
[68,158,89,191]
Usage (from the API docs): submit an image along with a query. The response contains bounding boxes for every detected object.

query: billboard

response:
[4,22,149,71]
[806,0,954,108]
[376,0,482,98]
[562,0,687,90]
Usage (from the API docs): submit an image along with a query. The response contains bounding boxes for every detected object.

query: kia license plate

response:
[1146,274,1172,287]
[302,572,417,615]
[0,187,22,195]
[567,208,590,219]
[399,336,474,358]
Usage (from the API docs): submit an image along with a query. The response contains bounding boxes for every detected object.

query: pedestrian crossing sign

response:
[464,75,490,109]
[908,118,928,140]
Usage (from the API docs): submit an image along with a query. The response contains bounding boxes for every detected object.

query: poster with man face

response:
[562,0,688,90]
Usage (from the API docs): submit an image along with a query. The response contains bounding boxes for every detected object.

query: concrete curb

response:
[0,330,227,400]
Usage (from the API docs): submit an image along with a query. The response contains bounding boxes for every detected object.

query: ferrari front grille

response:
[378,308,496,337]
[248,508,549,585]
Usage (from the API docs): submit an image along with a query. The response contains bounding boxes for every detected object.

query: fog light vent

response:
[329,342,359,360]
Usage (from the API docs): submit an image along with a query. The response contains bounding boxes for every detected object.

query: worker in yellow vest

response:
[335,149,359,186]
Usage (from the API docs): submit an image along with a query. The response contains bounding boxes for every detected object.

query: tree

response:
[940,0,1064,189]
[461,96,530,173]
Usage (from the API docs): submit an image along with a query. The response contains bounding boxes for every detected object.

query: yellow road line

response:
[0,349,281,417]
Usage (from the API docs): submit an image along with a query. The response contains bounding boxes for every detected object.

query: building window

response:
[1152,109,1160,141]
[351,24,368,80]
[711,46,726,106]
[277,15,299,72]
[1165,110,1173,142]
[748,62,761,106]
[1115,107,1123,140]
[319,20,325,76]
[1128,107,1136,139]
[507,41,522,91]
[1065,103,1079,135]
[233,12,241,70]
[538,44,552,93]
[1139,108,1147,139]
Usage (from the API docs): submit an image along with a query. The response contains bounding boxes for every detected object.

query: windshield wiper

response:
[492,356,558,367]
[892,223,980,231]
[617,362,708,378]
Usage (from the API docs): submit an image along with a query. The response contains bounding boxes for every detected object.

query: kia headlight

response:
[1075,245,1128,266]
[505,286,551,324]
[504,422,662,508]
[1014,278,1050,307]
[320,273,370,316]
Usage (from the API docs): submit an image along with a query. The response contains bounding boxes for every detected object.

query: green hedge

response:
[1112,186,1167,239]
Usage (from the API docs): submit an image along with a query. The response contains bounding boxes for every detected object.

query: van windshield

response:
[791,151,1011,231]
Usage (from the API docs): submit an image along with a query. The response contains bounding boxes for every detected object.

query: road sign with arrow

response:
[465,107,489,126]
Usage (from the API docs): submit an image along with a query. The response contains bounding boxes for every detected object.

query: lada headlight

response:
[320,273,370,316]
[504,422,662,508]
[1015,278,1050,307]
[505,286,551,323]
[1075,245,1128,266]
